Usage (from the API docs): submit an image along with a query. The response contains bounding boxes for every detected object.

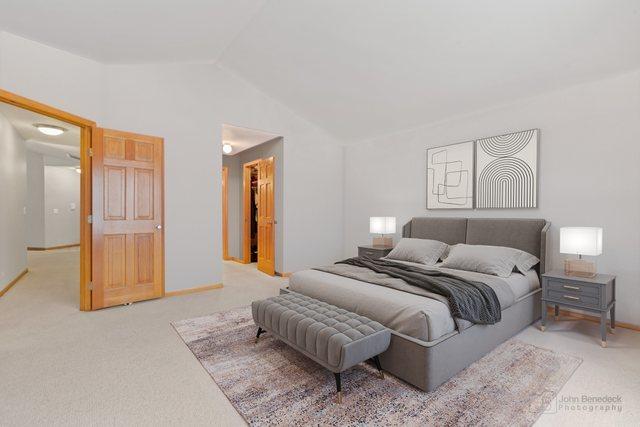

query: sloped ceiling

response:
[1,1,639,141]
[219,0,640,140]
[0,0,267,63]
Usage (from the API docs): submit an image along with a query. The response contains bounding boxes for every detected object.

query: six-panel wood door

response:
[257,157,275,275]
[92,128,164,309]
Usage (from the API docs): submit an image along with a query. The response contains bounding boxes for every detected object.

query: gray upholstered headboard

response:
[402,217,550,275]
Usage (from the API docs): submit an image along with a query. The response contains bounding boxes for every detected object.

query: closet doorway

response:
[242,158,275,275]
[220,124,281,276]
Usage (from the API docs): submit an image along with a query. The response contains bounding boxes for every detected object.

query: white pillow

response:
[440,244,538,277]
[385,238,448,265]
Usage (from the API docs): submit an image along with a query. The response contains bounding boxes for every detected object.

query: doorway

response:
[0,89,93,310]
[0,89,165,310]
[243,158,275,275]
[220,124,281,276]
[242,160,259,264]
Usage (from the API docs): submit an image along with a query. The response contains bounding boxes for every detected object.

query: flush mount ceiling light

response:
[34,123,67,136]
[222,143,233,154]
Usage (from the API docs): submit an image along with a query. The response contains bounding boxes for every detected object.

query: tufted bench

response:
[252,292,391,403]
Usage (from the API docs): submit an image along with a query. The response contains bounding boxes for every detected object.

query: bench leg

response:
[372,355,385,379]
[334,372,342,404]
[255,327,265,343]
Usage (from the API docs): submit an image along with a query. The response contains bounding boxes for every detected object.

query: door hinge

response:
[88,147,93,157]
[87,214,93,224]
[88,281,93,291]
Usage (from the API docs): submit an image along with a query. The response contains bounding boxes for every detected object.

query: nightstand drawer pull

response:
[563,285,581,290]
[563,295,581,301]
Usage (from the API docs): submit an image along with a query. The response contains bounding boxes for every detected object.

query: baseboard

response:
[28,243,80,251]
[276,271,292,278]
[165,283,223,297]
[546,306,640,332]
[0,269,28,297]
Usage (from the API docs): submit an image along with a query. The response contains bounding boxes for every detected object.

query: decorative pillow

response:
[385,238,448,265]
[515,251,540,274]
[440,244,537,277]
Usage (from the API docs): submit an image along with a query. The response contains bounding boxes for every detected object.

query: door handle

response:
[155,225,162,230]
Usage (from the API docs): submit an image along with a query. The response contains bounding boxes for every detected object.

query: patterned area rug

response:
[172,307,581,426]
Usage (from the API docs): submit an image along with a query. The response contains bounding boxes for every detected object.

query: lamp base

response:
[564,259,596,278]
[372,236,393,247]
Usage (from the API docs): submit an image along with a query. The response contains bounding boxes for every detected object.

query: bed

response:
[285,217,550,392]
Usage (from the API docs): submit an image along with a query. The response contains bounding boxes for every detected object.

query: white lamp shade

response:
[560,227,603,256]
[370,217,396,235]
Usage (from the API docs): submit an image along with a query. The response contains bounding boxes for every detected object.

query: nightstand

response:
[541,270,616,347]
[358,245,393,259]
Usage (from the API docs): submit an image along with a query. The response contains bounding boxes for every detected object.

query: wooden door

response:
[257,157,275,275]
[92,128,164,309]
[222,166,229,260]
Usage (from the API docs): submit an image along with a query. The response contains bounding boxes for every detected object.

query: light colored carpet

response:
[173,306,582,426]
[1,254,639,426]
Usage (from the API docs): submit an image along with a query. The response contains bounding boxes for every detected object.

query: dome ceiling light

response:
[34,124,67,136]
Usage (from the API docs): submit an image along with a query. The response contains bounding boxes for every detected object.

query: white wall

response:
[103,63,344,289]
[0,32,105,121]
[0,32,344,292]
[0,110,27,288]
[44,166,80,247]
[26,150,45,248]
[343,69,640,325]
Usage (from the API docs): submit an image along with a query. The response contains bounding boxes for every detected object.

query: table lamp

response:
[560,227,603,278]
[370,217,396,247]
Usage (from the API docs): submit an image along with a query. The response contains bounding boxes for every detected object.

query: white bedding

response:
[288,260,540,343]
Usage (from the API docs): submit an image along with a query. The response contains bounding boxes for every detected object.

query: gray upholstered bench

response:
[252,292,391,403]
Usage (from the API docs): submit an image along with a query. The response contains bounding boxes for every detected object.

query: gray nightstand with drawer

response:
[541,270,616,347]
[358,245,393,259]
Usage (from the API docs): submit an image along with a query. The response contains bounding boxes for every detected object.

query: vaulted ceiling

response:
[1,0,639,141]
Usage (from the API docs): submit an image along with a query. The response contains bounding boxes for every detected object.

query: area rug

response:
[172,307,581,426]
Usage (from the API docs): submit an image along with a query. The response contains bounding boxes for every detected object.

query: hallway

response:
[2,248,80,327]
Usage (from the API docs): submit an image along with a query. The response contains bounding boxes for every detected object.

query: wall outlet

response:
[53,208,59,214]
[23,206,27,215]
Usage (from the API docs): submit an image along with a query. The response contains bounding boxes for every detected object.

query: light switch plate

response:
[53,208,59,214]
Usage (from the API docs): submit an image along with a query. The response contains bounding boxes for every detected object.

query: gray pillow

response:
[515,251,540,274]
[385,238,448,265]
[440,244,537,277]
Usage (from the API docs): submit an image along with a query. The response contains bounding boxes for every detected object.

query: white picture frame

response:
[475,129,538,208]
[426,140,474,209]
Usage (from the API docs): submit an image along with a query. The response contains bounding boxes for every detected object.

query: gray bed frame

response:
[378,217,550,391]
[284,217,550,392]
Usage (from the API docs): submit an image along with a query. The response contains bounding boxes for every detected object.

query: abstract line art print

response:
[475,129,538,208]
[427,140,474,209]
